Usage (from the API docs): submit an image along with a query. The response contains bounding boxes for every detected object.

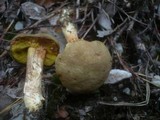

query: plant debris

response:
[104,69,132,84]
[0,0,160,120]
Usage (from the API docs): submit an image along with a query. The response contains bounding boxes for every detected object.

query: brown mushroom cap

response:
[10,34,59,66]
[55,40,112,93]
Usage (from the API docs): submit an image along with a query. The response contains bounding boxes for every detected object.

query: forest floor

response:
[0,0,160,120]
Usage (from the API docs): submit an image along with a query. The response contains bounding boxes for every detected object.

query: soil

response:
[0,0,160,120]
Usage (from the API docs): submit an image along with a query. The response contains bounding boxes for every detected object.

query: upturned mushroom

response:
[10,34,59,111]
[55,9,112,93]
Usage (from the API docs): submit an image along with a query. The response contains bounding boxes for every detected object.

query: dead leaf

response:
[21,2,46,20]
[0,0,6,13]
[35,0,65,8]
[55,106,69,119]
[151,75,160,87]
[105,69,132,84]
[97,8,113,37]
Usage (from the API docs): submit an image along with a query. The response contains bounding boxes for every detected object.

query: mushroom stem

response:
[61,22,78,42]
[24,47,46,111]
[60,9,79,43]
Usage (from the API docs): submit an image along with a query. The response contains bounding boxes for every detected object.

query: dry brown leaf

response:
[55,106,69,119]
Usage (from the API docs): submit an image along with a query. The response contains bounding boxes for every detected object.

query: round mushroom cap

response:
[10,34,59,66]
[55,40,112,93]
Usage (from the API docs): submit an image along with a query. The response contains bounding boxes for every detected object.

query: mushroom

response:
[10,34,59,111]
[55,9,112,93]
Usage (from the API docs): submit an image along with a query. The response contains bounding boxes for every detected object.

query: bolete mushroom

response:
[55,9,112,93]
[10,34,59,111]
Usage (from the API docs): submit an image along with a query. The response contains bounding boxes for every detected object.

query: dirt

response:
[0,0,160,120]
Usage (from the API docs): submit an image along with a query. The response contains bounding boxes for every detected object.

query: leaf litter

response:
[0,0,160,120]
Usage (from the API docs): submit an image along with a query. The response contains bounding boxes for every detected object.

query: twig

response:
[82,15,98,39]
[76,0,80,19]
[98,82,150,106]
[107,0,147,26]
[117,7,147,26]
[0,50,7,58]
[75,4,91,23]
[0,98,23,115]
[127,11,138,31]
[91,8,96,31]
[16,24,60,32]
[0,20,14,42]
[113,19,128,41]
[78,5,92,36]
[153,20,160,42]
[116,51,130,71]
[0,9,20,42]
[29,2,69,28]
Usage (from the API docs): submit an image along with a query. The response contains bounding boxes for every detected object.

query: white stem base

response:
[24,47,46,112]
